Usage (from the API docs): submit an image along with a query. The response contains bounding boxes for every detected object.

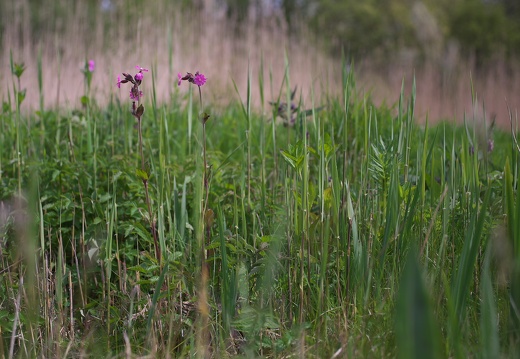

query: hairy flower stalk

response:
[82,59,95,104]
[179,70,210,357]
[178,71,209,190]
[117,66,160,264]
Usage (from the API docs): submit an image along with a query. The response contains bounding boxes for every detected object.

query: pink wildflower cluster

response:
[117,65,149,102]
[88,60,95,72]
[177,71,207,87]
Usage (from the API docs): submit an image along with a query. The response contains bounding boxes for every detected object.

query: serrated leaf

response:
[17,90,26,106]
[136,280,154,285]
[280,150,304,170]
[112,171,123,183]
[280,150,297,168]
[168,252,184,261]
[132,222,152,242]
[98,193,112,203]
[147,264,160,272]
[207,241,220,250]
[127,265,148,273]
[136,168,149,181]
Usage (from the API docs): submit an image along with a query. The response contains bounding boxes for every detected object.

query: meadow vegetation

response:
[1,52,520,357]
[1,1,520,358]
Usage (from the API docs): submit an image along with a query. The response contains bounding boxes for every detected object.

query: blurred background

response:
[2,0,520,127]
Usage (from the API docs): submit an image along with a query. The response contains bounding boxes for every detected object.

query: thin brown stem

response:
[197,84,211,356]
[137,115,161,264]
[198,85,203,111]
[137,115,145,171]
[203,123,209,204]
[199,85,210,215]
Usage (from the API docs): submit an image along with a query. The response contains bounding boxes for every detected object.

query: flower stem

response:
[197,84,210,355]
[137,115,161,265]
[198,85,209,217]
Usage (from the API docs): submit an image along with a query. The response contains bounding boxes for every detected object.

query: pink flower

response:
[116,75,121,88]
[135,72,144,81]
[135,65,149,72]
[88,60,95,72]
[488,139,494,153]
[178,71,207,86]
[193,73,207,86]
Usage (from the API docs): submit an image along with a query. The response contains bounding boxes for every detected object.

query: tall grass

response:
[1,50,520,357]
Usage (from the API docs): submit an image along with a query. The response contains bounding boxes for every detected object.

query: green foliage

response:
[311,0,405,58]
[304,0,520,64]
[480,246,500,358]
[225,0,250,23]
[449,1,508,62]
[395,250,441,359]
[0,63,519,357]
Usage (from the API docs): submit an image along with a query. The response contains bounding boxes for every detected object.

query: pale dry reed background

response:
[2,0,520,128]
[1,0,338,113]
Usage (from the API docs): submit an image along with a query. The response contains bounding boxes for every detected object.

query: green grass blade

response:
[480,245,499,359]
[451,188,491,325]
[395,250,441,359]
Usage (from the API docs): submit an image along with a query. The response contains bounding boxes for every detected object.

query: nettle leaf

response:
[132,222,152,243]
[98,193,112,203]
[112,171,123,183]
[136,168,149,181]
[17,90,26,106]
[207,241,220,250]
[2,101,11,113]
[280,140,307,171]
[80,96,90,106]
[280,150,304,170]
[168,252,184,262]
[12,62,26,78]
[127,265,147,273]
[280,150,298,168]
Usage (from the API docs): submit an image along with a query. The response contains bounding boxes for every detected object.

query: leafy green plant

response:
[1,51,519,358]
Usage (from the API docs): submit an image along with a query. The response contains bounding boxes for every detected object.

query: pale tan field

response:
[2,0,520,129]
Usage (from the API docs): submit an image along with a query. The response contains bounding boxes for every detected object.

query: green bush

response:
[449,1,508,62]
[310,0,418,59]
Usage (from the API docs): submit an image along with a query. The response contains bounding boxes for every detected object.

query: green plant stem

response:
[197,84,211,356]
[137,114,161,264]
[198,85,210,213]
